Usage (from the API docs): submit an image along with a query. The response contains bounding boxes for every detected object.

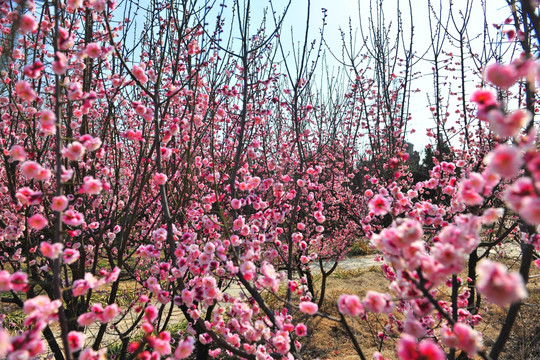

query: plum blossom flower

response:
[82,176,103,195]
[9,145,27,162]
[62,209,84,226]
[363,291,394,314]
[520,196,540,225]
[441,323,483,356]
[485,62,518,89]
[40,241,64,259]
[477,259,527,306]
[15,80,37,102]
[485,145,523,179]
[175,337,195,359]
[299,301,318,315]
[18,14,38,34]
[154,172,168,185]
[338,294,365,317]
[63,248,80,264]
[63,141,86,161]
[51,195,69,212]
[28,214,48,230]
[67,331,85,352]
[369,194,390,216]
[40,109,57,135]
[52,51,68,75]
[85,43,102,58]
[397,334,445,360]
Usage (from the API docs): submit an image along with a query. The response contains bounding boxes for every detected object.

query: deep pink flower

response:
[28,214,48,230]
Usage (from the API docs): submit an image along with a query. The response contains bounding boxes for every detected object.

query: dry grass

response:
[295,258,540,360]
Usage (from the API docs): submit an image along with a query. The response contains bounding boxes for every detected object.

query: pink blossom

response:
[40,109,57,135]
[85,43,102,58]
[20,161,41,179]
[79,348,106,360]
[154,172,168,185]
[369,194,390,216]
[63,249,80,264]
[363,291,394,314]
[477,259,527,306]
[132,64,148,84]
[338,294,365,317]
[28,214,48,230]
[520,196,540,225]
[82,176,103,195]
[441,323,483,355]
[9,145,27,162]
[63,141,86,161]
[99,304,120,323]
[0,271,11,291]
[174,337,195,359]
[18,14,38,34]
[397,334,445,360]
[470,89,498,109]
[485,62,518,89]
[40,241,64,259]
[62,209,84,226]
[15,80,37,102]
[51,196,69,212]
[485,145,523,178]
[67,331,85,351]
[295,323,307,337]
[299,301,318,315]
[52,51,68,75]
[10,272,28,292]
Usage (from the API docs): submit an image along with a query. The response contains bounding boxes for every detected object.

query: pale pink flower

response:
[485,145,523,178]
[154,172,168,185]
[441,323,483,355]
[132,64,148,84]
[338,294,365,317]
[485,63,518,89]
[40,241,64,259]
[63,249,80,264]
[52,51,68,75]
[299,301,318,315]
[520,196,540,225]
[477,259,527,306]
[16,80,37,101]
[28,214,48,230]
[82,176,103,195]
[175,337,195,359]
[18,14,38,34]
[79,348,106,360]
[51,196,69,212]
[40,109,57,135]
[99,304,120,323]
[77,312,97,326]
[10,272,28,291]
[85,43,101,58]
[0,329,11,358]
[20,161,41,179]
[363,291,394,314]
[67,0,83,11]
[9,145,27,162]
[63,141,86,161]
